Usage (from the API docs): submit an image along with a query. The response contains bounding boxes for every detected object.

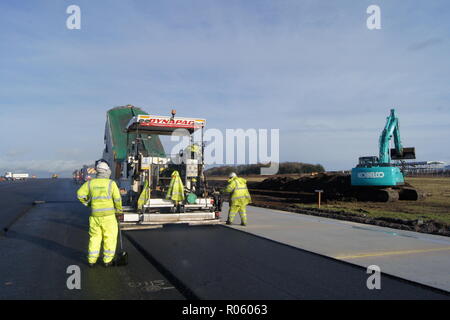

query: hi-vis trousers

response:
[228,204,248,225]
[88,215,118,264]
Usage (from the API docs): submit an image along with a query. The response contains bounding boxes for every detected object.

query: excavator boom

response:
[379,109,416,163]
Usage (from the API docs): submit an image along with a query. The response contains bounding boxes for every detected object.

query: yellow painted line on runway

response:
[334,246,450,260]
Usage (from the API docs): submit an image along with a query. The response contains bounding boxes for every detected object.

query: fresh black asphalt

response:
[0,179,183,299]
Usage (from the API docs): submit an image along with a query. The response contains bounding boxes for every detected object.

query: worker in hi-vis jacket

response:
[166,170,185,204]
[77,161,122,267]
[223,172,252,226]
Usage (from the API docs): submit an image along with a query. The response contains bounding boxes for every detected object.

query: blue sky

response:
[0,0,449,176]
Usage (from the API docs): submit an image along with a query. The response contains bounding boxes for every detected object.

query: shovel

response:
[114,216,128,266]
[391,147,416,160]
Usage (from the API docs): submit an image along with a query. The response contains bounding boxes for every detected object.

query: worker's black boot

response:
[241,222,247,226]
[88,263,96,268]
[103,261,113,267]
[226,220,232,225]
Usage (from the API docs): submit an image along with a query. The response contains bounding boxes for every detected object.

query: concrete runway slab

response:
[221,202,450,292]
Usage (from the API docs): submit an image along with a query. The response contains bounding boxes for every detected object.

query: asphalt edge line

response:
[124,231,199,300]
[2,204,35,234]
[2,179,60,236]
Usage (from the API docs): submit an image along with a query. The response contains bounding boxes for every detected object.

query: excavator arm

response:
[378,109,415,163]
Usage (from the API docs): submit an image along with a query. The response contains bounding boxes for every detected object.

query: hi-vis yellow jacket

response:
[166,170,185,202]
[137,180,150,211]
[77,178,123,217]
[224,176,252,206]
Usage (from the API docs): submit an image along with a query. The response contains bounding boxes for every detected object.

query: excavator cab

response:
[357,156,379,167]
[391,147,416,160]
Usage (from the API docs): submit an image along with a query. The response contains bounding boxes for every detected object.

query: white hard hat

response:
[96,161,110,172]
[229,172,237,178]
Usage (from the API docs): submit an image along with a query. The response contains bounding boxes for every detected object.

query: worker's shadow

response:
[6,230,86,263]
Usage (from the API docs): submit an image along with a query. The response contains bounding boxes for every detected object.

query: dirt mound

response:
[255,173,353,200]
[254,176,296,190]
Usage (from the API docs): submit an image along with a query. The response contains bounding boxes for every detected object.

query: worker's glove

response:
[116,212,124,222]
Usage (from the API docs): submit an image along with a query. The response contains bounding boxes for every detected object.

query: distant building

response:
[401,161,448,176]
